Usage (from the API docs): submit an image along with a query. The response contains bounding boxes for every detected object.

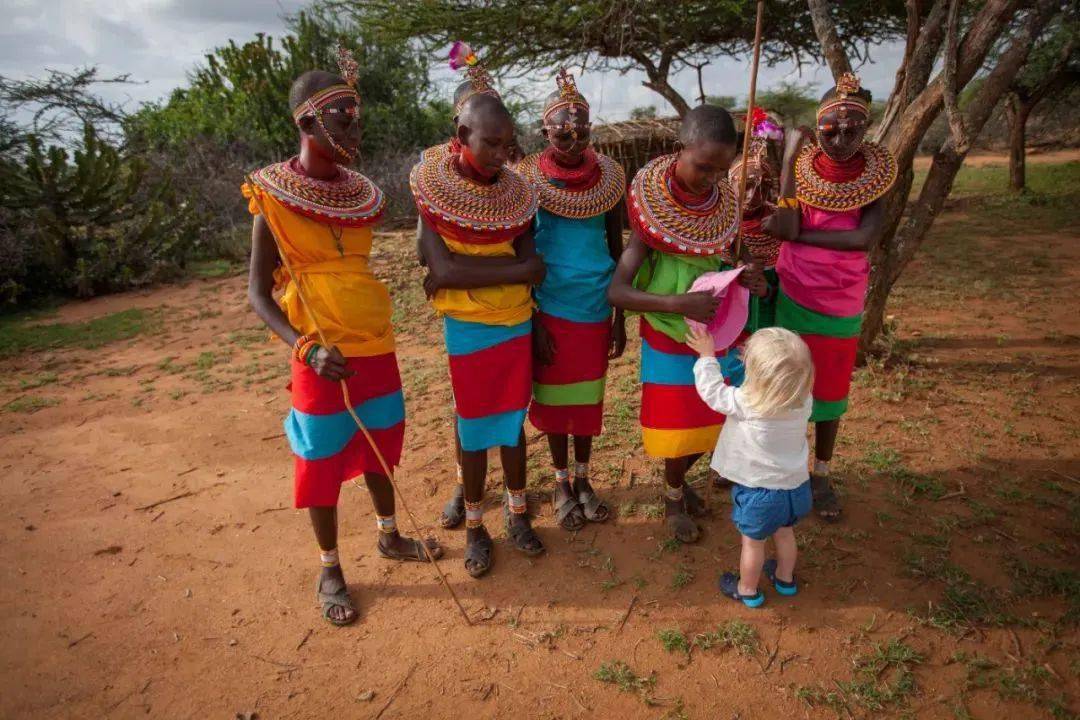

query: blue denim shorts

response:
[730,480,812,540]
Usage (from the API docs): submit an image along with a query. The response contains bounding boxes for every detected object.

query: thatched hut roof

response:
[590,117,681,181]
[591,111,752,181]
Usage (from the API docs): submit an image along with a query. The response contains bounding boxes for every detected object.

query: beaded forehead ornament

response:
[292,45,362,161]
[449,41,501,114]
[817,72,870,122]
[516,150,625,219]
[543,68,591,139]
[628,154,739,259]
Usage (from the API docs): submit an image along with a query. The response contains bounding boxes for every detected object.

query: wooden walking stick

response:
[706,0,767,516]
[734,0,767,263]
[246,177,473,626]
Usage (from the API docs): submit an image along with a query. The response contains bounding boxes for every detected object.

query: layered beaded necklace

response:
[516,148,625,219]
[628,154,739,259]
[794,142,898,212]
[409,149,537,241]
[248,157,385,229]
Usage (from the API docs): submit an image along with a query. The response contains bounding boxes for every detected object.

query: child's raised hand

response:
[685,326,715,358]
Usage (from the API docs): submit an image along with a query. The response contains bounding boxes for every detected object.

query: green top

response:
[633,249,728,342]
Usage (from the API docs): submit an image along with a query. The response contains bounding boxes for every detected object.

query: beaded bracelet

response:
[298,339,318,365]
[292,334,313,362]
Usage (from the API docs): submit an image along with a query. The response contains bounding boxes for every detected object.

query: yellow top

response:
[432,225,533,326]
[243,183,395,357]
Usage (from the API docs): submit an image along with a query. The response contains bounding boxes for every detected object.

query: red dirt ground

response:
[1,161,1077,719]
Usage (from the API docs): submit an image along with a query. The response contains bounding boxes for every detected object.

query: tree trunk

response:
[1006,95,1031,192]
[642,77,691,117]
[807,0,852,78]
[859,0,1055,353]
[859,169,914,355]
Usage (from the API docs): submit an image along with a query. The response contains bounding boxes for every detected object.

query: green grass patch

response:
[693,619,759,656]
[0,308,160,359]
[593,660,657,701]
[18,372,58,389]
[657,628,691,656]
[797,638,923,713]
[3,396,60,413]
[189,259,244,278]
[670,564,695,590]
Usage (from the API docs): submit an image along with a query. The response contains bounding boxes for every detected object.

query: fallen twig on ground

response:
[136,482,225,511]
[617,595,638,634]
[375,663,418,719]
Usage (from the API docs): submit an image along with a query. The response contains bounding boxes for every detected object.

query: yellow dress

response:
[431,223,533,327]
[242,183,394,357]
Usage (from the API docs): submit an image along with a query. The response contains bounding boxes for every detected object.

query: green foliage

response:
[630,105,658,120]
[706,95,736,109]
[348,0,911,112]
[756,80,818,127]
[0,124,196,303]
[127,9,447,161]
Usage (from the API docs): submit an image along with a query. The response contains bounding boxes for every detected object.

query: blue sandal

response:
[763,559,798,596]
[718,572,765,608]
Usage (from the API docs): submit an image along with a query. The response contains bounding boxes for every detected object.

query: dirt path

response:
[1,201,1078,719]
[913,147,1080,169]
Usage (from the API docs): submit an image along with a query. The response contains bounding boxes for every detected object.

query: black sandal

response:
[316,574,358,626]
[811,474,842,523]
[377,535,444,563]
[439,484,465,529]
[683,483,709,518]
[504,501,546,556]
[574,477,611,523]
[665,497,700,543]
[554,486,586,531]
[464,526,494,578]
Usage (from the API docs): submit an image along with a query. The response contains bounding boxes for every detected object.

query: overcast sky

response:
[0,0,906,122]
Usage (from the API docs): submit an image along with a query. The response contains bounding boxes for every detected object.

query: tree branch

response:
[873,0,921,143]
[942,0,969,153]
[889,0,1059,284]
[807,0,853,77]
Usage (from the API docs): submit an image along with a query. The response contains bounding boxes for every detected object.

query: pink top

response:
[776,206,867,317]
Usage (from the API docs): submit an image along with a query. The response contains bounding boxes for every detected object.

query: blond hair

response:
[740,328,814,416]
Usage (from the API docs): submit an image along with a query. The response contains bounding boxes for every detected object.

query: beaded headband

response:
[291,85,360,124]
[291,46,363,161]
[817,72,870,121]
[450,41,500,114]
[543,68,590,125]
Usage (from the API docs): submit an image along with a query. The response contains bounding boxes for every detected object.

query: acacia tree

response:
[809,0,1069,349]
[337,0,909,117]
[1003,18,1078,191]
[756,80,819,126]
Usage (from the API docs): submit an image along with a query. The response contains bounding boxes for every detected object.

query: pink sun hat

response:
[685,267,750,352]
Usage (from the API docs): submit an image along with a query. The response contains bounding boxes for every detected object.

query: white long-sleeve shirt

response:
[692,356,812,490]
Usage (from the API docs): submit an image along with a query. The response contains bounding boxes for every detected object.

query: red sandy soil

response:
[1,166,1078,719]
